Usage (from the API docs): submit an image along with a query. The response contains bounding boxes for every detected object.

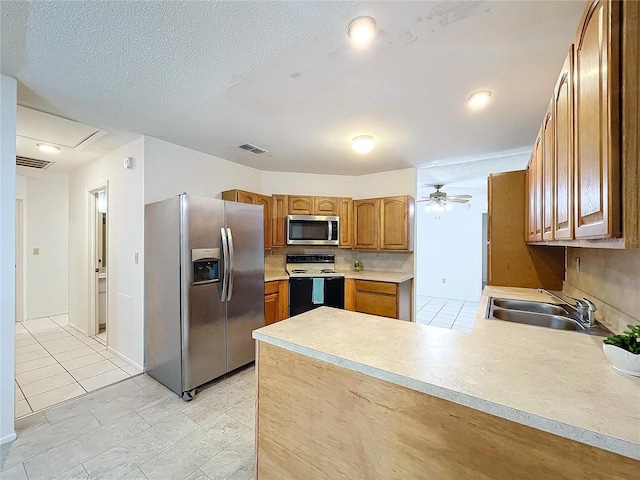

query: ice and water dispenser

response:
[191,248,220,284]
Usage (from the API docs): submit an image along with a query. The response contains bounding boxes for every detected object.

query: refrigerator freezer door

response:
[225,201,265,371]
[182,196,227,391]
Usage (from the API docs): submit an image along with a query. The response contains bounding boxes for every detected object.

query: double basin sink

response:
[486,297,612,336]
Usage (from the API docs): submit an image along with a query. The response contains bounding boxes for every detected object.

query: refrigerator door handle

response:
[220,227,229,302]
[226,227,234,301]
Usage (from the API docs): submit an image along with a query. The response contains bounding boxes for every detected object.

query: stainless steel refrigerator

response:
[144,194,264,400]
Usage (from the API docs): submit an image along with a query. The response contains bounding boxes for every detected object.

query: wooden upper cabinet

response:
[554,47,575,240]
[222,189,255,204]
[353,199,379,250]
[271,194,288,247]
[255,194,272,250]
[379,196,414,251]
[313,197,339,215]
[528,131,544,242]
[574,0,621,239]
[542,101,555,241]
[338,197,353,248]
[288,196,313,215]
[526,158,536,242]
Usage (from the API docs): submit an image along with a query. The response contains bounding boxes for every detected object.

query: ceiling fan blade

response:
[447,194,472,199]
[447,198,470,203]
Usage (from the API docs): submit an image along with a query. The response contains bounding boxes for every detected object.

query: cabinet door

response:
[526,157,537,242]
[288,196,313,215]
[379,196,411,250]
[338,197,353,247]
[554,48,575,240]
[533,132,544,241]
[271,195,288,247]
[574,0,621,239]
[264,292,279,326]
[313,197,338,215]
[542,102,555,240]
[353,199,379,250]
[237,190,257,204]
[255,194,272,250]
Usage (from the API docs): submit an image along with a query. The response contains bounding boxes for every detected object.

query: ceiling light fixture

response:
[468,91,492,108]
[347,16,376,43]
[352,135,375,154]
[36,143,60,153]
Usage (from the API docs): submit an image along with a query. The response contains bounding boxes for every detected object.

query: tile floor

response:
[14,316,141,419]
[1,366,256,480]
[415,295,480,331]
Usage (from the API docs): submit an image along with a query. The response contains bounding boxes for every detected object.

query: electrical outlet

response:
[441,278,446,284]
[134,252,139,264]
[33,248,39,255]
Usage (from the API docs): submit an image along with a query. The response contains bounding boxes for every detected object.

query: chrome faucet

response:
[538,289,597,327]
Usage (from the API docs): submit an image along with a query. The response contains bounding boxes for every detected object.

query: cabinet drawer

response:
[265,281,279,294]
[355,280,397,295]
[355,291,397,318]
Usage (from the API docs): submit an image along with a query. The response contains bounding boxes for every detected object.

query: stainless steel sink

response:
[492,299,570,316]
[491,309,581,330]
[487,297,612,336]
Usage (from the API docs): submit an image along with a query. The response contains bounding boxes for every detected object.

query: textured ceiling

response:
[2,1,586,175]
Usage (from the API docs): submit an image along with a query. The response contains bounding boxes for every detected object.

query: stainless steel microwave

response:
[286,215,339,246]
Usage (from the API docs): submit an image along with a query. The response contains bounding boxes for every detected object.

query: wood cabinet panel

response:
[355,280,396,295]
[542,102,555,240]
[271,195,288,247]
[526,159,536,242]
[355,291,397,319]
[256,194,272,250]
[338,197,353,248]
[554,48,575,240]
[222,189,256,204]
[379,196,412,251]
[353,199,379,250]
[313,197,338,215]
[264,292,278,326]
[264,280,289,325]
[574,0,621,239]
[288,196,313,215]
[489,171,564,290]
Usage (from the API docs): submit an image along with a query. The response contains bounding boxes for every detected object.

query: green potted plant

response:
[602,324,640,377]
[353,259,361,272]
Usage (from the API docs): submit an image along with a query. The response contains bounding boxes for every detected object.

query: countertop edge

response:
[252,331,640,461]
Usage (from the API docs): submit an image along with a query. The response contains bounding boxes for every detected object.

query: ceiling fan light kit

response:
[418,184,472,212]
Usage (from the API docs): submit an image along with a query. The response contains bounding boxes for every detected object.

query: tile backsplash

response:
[564,248,640,333]
[265,247,413,274]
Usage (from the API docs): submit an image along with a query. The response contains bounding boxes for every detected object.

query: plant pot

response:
[602,344,640,377]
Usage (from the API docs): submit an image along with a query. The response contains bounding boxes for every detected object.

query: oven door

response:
[287,215,339,246]
[289,277,345,317]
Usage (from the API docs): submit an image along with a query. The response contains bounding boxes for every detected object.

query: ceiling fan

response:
[418,184,472,212]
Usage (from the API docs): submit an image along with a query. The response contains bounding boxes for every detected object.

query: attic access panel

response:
[16,106,103,149]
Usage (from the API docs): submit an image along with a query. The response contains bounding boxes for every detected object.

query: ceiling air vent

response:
[238,143,268,155]
[16,156,54,169]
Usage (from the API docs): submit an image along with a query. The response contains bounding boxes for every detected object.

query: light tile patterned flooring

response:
[415,295,480,331]
[14,316,141,419]
[1,367,256,480]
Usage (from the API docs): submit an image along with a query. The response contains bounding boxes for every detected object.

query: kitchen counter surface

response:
[264,271,288,282]
[339,270,413,283]
[253,286,640,460]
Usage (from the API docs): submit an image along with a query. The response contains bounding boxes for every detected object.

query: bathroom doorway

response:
[90,187,108,345]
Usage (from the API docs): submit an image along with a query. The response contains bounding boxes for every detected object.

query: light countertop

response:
[264,270,413,283]
[253,286,640,460]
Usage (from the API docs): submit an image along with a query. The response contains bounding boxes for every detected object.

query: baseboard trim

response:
[1,431,17,445]
[107,346,144,372]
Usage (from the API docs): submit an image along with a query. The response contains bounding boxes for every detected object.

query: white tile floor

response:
[14,315,141,419]
[1,366,256,480]
[415,295,480,331]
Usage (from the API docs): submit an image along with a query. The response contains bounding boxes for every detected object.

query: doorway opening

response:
[90,187,108,345]
[15,199,25,323]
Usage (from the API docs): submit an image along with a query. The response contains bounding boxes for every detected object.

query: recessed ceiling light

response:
[36,143,60,153]
[468,91,492,108]
[347,16,376,43]
[352,135,375,154]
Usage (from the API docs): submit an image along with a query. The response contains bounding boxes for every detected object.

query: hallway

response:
[15,316,141,418]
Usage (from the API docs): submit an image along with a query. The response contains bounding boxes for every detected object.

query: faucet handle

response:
[581,297,597,311]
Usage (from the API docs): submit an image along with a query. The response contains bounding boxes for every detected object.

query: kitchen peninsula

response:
[252,286,640,479]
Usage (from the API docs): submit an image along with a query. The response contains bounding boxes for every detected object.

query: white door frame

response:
[15,198,25,322]
[87,182,108,339]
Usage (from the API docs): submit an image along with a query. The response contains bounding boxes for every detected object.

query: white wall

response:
[416,193,487,302]
[1,74,17,444]
[68,137,145,368]
[355,168,417,198]
[24,175,69,319]
[144,137,262,203]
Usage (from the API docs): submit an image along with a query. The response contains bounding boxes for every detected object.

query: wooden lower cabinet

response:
[256,343,639,480]
[264,280,288,325]
[345,279,411,321]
